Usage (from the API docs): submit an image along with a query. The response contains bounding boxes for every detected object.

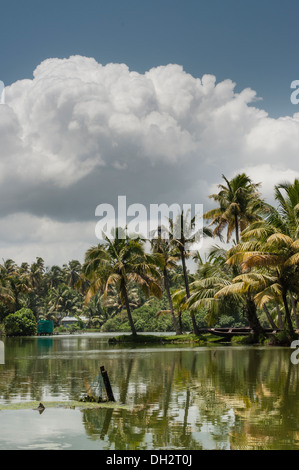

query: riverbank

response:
[107,331,298,346]
[108,332,239,345]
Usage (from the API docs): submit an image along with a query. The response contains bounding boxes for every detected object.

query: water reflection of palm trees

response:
[82,348,299,450]
[2,337,299,449]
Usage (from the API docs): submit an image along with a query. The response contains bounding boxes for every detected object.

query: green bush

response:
[4,308,37,336]
[215,314,247,328]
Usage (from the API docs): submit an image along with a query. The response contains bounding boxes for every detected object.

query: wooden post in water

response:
[100,365,115,402]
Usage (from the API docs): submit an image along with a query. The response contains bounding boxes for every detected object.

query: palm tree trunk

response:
[164,267,182,335]
[263,304,278,330]
[121,281,137,337]
[234,213,239,244]
[282,289,295,338]
[290,295,299,330]
[178,311,184,334]
[246,295,264,340]
[180,248,200,336]
[275,303,284,329]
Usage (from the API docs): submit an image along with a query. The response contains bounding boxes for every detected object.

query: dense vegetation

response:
[1,173,299,344]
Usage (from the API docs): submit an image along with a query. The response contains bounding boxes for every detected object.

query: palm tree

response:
[46,285,83,324]
[28,258,44,290]
[203,173,265,244]
[45,265,64,289]
[168,210,211,335]
[268,179,299,238]
[151,226,182,335]
[175,246,243,329]
[173,244,265,339]
[102,284,141,315]
[83,228,163,337]
[225,178,299,339]
[62,260,82,289]
[0,274,15,311]
[0,261,32,312]
[225,228,299,338]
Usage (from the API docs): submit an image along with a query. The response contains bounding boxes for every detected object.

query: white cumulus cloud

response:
[1,55,299,265]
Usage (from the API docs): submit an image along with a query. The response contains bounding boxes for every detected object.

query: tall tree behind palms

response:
[204,173,265,244]
[83,228,163,337]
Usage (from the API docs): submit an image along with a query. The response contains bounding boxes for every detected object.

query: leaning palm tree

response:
[204,173,265,244]
[83,228,163,337]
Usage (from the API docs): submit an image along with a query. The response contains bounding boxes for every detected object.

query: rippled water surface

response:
[0,333,299,450]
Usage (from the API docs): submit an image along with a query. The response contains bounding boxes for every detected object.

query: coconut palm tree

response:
[268,179,299,238]
[29,257,45,285]
[0,274,15,311]
[46,285,83,324]
[151,226,182,335]
[62,260,82,289]
[82,292,108,328]
[0,261,32,312]
[173,244,265,339]
[168,210,211,336]
[176,246,238,325]
[225,179,299,339]
[225,228,299,338]
[101,284,141,315]
[83,228,163,337]
[203,173,265,244]
[45,265,65,289]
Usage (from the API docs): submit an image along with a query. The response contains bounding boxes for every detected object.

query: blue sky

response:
[1,0,299,117]
[1,0,299,265]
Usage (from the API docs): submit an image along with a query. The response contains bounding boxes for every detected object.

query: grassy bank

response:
[107,332,296,346]
[108,333,225,345]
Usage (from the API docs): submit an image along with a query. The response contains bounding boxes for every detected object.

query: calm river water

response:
[0,333,299,450]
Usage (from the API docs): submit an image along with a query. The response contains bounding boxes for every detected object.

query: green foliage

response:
[108,333,204,344]
[101,294,208,333]
[101,300,175,333]
[4,308,37,336]
[0,301,10,322]
[215,313,246,328]
[2,174,299,341]
[268,330,298,346]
